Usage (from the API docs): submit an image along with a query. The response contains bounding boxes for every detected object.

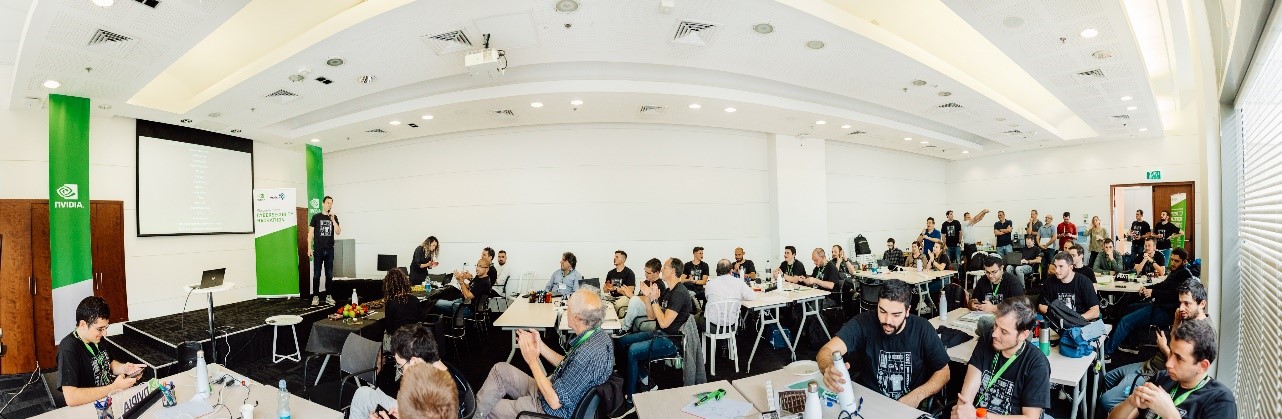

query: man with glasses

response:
[350,324,449,419]
[952,298,1051,419]
[620,259,663,332]
[1106,248,1194,357]
[969,256,1025,314]
[433,258,494,316]
[58,296,146,406]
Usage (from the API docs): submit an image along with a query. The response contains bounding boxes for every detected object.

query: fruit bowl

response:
[338,303,370,319]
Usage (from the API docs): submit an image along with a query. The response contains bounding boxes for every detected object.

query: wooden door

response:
[1151,183,1196,259]
[91,201,128,323]
[30,203,56,369]
[0,201,35,373]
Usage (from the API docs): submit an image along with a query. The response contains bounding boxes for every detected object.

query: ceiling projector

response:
[465,48,506,78]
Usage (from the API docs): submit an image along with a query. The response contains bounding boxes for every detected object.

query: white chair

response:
[703,299,743,374]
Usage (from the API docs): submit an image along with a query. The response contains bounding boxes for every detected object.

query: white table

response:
[33,364,340,418]
[741,284,831,372]
[634,380,760,418]
[493,298,561,362]
[1093,275,1161,309]
[731,367,929,418]
[929,308,1103,419]
[557,298,621,331]
[852,270,956,315]
[185,282,235,364]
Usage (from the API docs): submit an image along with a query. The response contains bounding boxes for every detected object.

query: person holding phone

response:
[58,296,146,407]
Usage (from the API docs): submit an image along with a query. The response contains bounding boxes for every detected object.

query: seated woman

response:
[382,269,425,347]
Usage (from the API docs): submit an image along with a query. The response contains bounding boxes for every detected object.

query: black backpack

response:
[854,235,872,255]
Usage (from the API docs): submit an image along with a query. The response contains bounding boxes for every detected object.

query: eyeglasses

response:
[394,358,408,375]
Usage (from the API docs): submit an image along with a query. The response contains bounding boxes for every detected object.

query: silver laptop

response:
[197,268,226,289]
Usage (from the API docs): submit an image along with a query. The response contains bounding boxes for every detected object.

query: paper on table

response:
[957,311,991,323]
[152,399,215,419]
[680,398,754,419]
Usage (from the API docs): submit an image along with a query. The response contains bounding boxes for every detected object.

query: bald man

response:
[732,247,758,281]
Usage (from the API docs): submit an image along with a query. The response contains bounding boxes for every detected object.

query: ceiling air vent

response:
[421,30,473,55]
[639,106,665,114]
[132,0,159,8]
[365,129,387,134]
[86,29,136,56]
[938,102,963,109]
[1111,114,1131,119]
[1003,129,1023,135]
[492,110,517,120]
[672,20,719,46]
[265,89,300,104]
[1077,69,1106,78]
[847,130,867,135]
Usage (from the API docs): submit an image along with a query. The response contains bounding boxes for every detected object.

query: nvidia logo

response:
[56,184,78,200]
[310,198,320,209]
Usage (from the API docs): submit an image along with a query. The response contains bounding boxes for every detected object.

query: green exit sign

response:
[1146,170,1162,180]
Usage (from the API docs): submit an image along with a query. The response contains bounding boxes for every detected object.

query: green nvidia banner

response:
[254,188,299,296]
[49,94,93,342]
[1170,193,1187,250]
[305,145,323,294]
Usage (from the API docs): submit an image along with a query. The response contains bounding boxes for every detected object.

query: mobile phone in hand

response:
[375,404,397,419]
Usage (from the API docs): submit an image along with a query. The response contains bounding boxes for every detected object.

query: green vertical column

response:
[48,94,93,340]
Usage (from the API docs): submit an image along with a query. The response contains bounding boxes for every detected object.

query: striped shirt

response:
[541,328,614,416]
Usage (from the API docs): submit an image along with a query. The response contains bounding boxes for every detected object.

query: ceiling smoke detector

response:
[1092,50,1113,60]
[806,40,825,49]
[288,74,306,82]
[753,23,774,34]
[326,57,345,67]
[912,80,927,86]
[555,0,579,12]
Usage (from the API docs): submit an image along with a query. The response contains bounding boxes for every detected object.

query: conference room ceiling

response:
[3,0,1170,160]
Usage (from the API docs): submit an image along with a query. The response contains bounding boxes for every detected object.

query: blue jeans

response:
[947,246,961,266]
[433,298,474,317]
[619,331,678,398]
[1100,362,1148,414]
[1160,249,1172,268]
[1105,303,1173,355]
[312,248,335,297]
[996,245,1013,257]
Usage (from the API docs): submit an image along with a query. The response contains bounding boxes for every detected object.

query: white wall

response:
[324,123,773,288]
[770,134,829,266]
[947,134,1207,255]
[0,108,306,322]
[826,141,948,251]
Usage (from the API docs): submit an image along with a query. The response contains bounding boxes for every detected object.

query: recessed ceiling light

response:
[724,107,737,113]
[310,138,321,143]
[570,99,583,106]
[1120,96,1133,101]
[1080,28,1099,38]
[42,80,61,89]
[806,40,825,49]
[421,114,434,120]
[938,91,952,97]
[815,120,826,125]
[555,0,579,12]
[753,23,774,34]
[841,124,852,129]
[1139,128,1149,132]
[389,120,401,125]
[288,74,306,82]
[90,0,113,6]
[530,102,544,108]
[962,150,970,154]
[904,137,913,141]
[920,141,929,144]
[1126,106,1137,111]
[326,57,345,67]
[689,104,702,109]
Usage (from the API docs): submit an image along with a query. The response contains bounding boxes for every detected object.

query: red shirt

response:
[1057,221,1078,248]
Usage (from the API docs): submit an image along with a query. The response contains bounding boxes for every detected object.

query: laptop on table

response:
[197,268,226,289]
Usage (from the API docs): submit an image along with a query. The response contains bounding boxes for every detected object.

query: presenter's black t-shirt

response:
[943,220,963,246]
[58,332,112,391]
[310,213,339,250]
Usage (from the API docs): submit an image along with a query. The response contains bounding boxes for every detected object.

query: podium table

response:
[185,282,235,363]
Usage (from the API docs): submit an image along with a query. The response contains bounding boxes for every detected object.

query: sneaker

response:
[311,296,319,306]
[325,296,336,305]
[610,401,635,419]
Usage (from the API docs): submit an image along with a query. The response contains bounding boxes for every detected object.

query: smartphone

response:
[126,369,144,378]
[375,404,397,419]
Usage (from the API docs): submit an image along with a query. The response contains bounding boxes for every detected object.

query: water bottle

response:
[195,350,210,397]
[240,403,255,419]
[350,288,359,305]
[803,381,822,419]
[831,352,858,412]
[916,259,923,272]
[1039,321,1050,355]
[940,289,948,322]
[277,379,291,419]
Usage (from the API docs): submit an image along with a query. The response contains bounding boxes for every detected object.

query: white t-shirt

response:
[961,222,978,245]
[704,275,757,326]
[495,263,511,286]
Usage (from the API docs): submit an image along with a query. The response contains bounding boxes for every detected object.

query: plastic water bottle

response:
[195,350,210,397]
[350,288,359,305]
[277,379,291,419]
[803,381,822,419]
[940,289,948,322]
[831,352,859,412]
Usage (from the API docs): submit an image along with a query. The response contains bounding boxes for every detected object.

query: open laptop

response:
[579,277,601,289]
[1003,252,1026,266]
[197,268,226,289]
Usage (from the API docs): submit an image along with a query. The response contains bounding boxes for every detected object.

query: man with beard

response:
[1107,319,1237,419]
[817,280,950,408]
[952,298,1051,419]
[1099,280,1210,413]
[1107,248,1194,357]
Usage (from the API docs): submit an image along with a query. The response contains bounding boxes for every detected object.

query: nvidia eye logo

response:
[56,184,79,200]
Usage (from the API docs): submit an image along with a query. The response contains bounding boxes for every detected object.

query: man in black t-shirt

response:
[786,248,840,291]
[309,195,342,306]
[953,298,1050,419]
[682,247,710,303]
[1109,320,1236,419]
[1069,244,1096,283]
[618,257,694,399]
[1010,236,1042,286]
[1127,210,1152,262]
[1134,238,1167,276]
[732,247,758,281]
[1038,253,1101,322]
[605,250,638,317]
[776,245,808,280]
[969,256,1025,313]
[818,280,950,408]
[942,210,963,267]
[58,297,145,407]
[1154,211,1183,268]
[993,211,1015,257]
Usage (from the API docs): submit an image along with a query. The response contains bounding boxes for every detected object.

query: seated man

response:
[377,361,458,419]
[901,241,929,271]
[831,245,858,275]
[1093,238,1125,275]
[883,238,906,267]
[969,256,1025,314]
[544,252,582,294]
[683,247,711,304]
[1105,248,1195,357]
[58,296,146,407]
[1069,243,1096,283]
[620,258,663,332]
[351,324,450,419]
[777,246,808,280]
[1108,319,1236,419]
[818,280,950,408]
[432,258,493,316]
[604,250,637,317]
[952,298,1051,419]
[785,248,839,292]
[704,259,757,326]
[1133,238,1167,276]
[732,247,759,280]
[1010,235,1043,285]
[618,258,694,399]
[1037,253,1101,325]
[475,289,614,418]
[1099,279,1208,413]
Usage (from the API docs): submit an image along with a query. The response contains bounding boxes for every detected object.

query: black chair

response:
[857,278,885,314]
[635,320,686,391]
[517,389,602,419]
[42,370,65,408]
[445,362,477,419]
